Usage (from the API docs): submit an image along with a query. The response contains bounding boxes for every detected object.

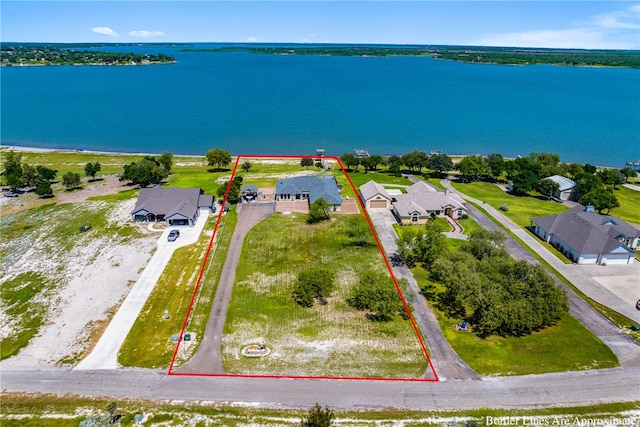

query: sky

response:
[2,1,639,49]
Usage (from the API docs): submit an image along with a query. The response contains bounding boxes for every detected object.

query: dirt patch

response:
[0,197,158,368]
[56,175,135,204]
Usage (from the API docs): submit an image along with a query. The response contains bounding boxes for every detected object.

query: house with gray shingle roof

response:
[131,187,214,226]
[391,181,466,225]
[359,180,393,209]
[275,175,343,211]
[531,205,640,265]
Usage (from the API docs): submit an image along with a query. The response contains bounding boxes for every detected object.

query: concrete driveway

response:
[75,209,211,370]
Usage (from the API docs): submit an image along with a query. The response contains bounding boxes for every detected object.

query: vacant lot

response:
[222,213,428,378]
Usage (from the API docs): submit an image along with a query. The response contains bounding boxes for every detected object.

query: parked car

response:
[79,224,91,232]
[167,229,180,241]
[4,192,18,198]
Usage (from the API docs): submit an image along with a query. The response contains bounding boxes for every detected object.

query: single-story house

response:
[391,181,467,225]
[131,187,214,226]
[359,180,393,210]
[545,175,577,201]
[275,175,343,210]
[530,205,640,265]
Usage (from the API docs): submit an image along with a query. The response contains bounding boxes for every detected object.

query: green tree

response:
[299,403,335,427]
[397,222,446,270]
[241,161,252,173]
[427,153,453,176]
[120,158,168,187]
[597,169,625,189]
[339,152,359,171]
[205,148,232,170]
[307,198,331,224]
[485,153,505,180]
[35,179,53,198]
[347,271,405,321]
[62,171,82,189]
[300,158,314,170]
[579,188,620,214]
[462,229,507,261]
[344,216,375,248]
[510,169,538,194]
[536,178,560,200]
[84,161,101,181]
[3,150,23,189]
[620,167,637,182]
[36,165,58,182]
[217,175,243,204]
[385,155,402,170]
[583,163,597,174]
[456,155,485,181]
[292,268,336,307]
[21,164,39,188]
[361,155,384,172]
[158,151,173,173]
[401,150,428,172]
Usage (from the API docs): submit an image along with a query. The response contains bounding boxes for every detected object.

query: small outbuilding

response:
[544,175,577,201]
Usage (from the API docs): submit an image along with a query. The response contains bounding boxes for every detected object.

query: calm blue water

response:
[2,44,639,167]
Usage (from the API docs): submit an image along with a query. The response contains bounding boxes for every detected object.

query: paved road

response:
[177,202,276,374]
[2,366,639,410]
[75,210,211,370]
[367,209,479,381]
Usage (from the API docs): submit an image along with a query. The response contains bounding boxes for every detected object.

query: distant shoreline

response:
[1,145,626,170]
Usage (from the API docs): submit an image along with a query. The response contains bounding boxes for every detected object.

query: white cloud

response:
[592,4,640,30]
[128,30,165,38]
[471,3,640,49]
[246,37,259,42]
[474,28,635,50]
[91,27,119,37]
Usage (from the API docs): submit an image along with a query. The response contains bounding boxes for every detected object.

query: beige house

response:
[392,181,466,225]
[359,180,393,209]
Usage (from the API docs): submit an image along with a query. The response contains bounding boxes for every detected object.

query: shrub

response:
[500,203,509,211]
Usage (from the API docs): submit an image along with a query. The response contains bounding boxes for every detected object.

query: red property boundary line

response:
[168,154,439,382]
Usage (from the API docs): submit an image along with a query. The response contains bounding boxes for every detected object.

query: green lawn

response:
[412,266,619,376]
[612,185,640,225]
[450,181,570,227]
[119,208,238,368]
[222,213,428,378]
[343,169,412,188]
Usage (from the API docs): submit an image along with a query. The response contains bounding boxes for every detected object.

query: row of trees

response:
[119,152,173,187]
[399,224,568,338]
[2,151,106,197]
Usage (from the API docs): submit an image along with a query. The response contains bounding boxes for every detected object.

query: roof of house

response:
[241,185,259,192]
[131,188,213,219]
[359,180,391,201]
[275,175,342,205]
[545,175,576,192]
[392,181,465,217]
[532,205,640,255]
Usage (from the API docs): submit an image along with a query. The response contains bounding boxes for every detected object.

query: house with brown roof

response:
[530,205,640,265]
[131,187,214,226]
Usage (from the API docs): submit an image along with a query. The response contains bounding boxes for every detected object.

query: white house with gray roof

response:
[531,205,640,265]
[131,187,214,226]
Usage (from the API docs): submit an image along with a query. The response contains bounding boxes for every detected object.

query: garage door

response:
[369,200,388,209]
[603,254,632,264]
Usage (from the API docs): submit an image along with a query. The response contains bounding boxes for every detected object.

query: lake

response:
[2,44,639,167]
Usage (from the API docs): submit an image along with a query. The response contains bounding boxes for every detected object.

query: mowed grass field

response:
[222,213,428,378]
